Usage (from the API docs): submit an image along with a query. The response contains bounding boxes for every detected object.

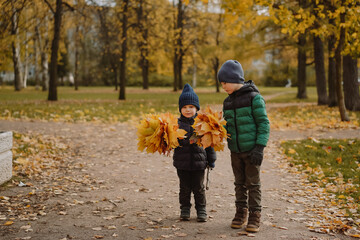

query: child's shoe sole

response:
[197,217,207,222]
[231,222,246,229]
[245,226,259,232]
[180,217,190,221]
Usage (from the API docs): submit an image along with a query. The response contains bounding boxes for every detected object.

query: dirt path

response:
[1,116,358,240]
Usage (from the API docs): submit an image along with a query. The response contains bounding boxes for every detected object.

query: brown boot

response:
[231,208,248,229]
[246,211,261,232]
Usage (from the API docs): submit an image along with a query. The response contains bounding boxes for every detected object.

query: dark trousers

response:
[231,151,261,212]
[177,169,206,210]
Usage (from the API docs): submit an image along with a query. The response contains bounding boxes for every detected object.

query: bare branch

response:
[43,0,55,15]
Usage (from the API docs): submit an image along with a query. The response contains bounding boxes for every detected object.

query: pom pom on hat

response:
[217,60,245,84]
[179,84,200,112]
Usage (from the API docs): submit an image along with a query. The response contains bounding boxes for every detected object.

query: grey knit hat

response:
[217,60,245,83]
[179,84,200,112]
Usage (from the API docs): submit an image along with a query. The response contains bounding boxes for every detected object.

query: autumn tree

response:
[311,3,328,105]
[44,0,63,101]
[210,13,224,93]
[343,55,360,111]
[72,0,88,91]
[95,4,121,89]
[135,0,151,89]
[3,0,28,91]
[337,1,360,112]
[198,0,225,92]
[116,0,130,100]
[33,1,51,91]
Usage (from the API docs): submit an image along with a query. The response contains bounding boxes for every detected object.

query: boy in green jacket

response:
[218,60,270,232]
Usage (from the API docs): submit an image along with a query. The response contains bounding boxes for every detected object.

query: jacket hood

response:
[231,80,259,97]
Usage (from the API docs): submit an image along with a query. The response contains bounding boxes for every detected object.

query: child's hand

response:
[208,162,215,169]
[249,145,264,165]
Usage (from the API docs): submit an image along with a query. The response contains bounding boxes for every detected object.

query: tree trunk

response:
[192,41,197,88]
[74,22,80,90]
[23,31,29,88]
[48,0,63,101]
[213,57,220,93]
[313,36,328,105]
[119,0,129,100]
[334,3,349,121]
[192,60,197,88]
[33,36,40,90]
[327,0,337,107]
[328,35,337,107]
[141,54,149,90]
[136,0,149,90]
[35,17,49,91]
[176,0,184,90]
[40,51,49,91]
[343,55,360,111]
[213,14,222,93]
[11,5,22,91]
[178,56,183,90]
[173,55,178,91]
[140,29,149,90]
[112,66,118,90]
[296,33,307,99]
[12,42,22,91]
[74,44,79,90]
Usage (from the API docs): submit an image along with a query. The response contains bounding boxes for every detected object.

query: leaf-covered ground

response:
[1,104,359,239]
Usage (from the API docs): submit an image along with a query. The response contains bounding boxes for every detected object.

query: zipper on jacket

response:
[233,107,241,152]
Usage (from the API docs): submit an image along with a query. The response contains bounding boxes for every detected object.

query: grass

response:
[267,87,318,103]
[0,85,288,122]
[281,138,360,214]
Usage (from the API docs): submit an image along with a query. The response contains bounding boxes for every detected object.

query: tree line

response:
[0,0,359,118]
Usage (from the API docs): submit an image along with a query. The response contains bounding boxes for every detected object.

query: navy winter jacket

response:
[173,114,216,171]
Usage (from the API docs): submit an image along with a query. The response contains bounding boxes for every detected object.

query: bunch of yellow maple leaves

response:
[191,106,228,151]
[137,113,187,155]
[137,107,228,155]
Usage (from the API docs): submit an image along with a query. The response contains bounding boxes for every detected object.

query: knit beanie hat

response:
[179,84,200,112]
[217,60,245,83]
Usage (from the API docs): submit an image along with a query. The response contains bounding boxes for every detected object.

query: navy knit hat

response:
[179,84,200,112]
[217,60,245,83]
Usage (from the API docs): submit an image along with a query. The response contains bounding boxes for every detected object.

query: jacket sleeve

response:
[252,94,270,147]
[205,147,216,163]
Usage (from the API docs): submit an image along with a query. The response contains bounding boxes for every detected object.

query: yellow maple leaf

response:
[192,106,228,151]
[137,113,186,155]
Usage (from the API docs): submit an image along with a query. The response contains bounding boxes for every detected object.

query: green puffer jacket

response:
[223,81,270,153]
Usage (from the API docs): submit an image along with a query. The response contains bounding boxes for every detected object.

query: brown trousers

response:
[231,151,261,212]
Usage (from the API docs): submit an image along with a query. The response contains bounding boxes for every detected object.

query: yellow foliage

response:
[192,106,227,151]
[137,113,187,155]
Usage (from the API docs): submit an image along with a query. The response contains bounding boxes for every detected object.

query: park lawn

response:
[0,85,283,123]
[268,87,317,103]
[0,86,225,122]
[268,105,360,130]
[1,86,359,126]
[282,138,360,215]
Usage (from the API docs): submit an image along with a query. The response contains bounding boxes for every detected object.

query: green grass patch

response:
[0,86,224,122]
[0,86,281,123]
[267,87,317,103]
[282,138,360,214]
